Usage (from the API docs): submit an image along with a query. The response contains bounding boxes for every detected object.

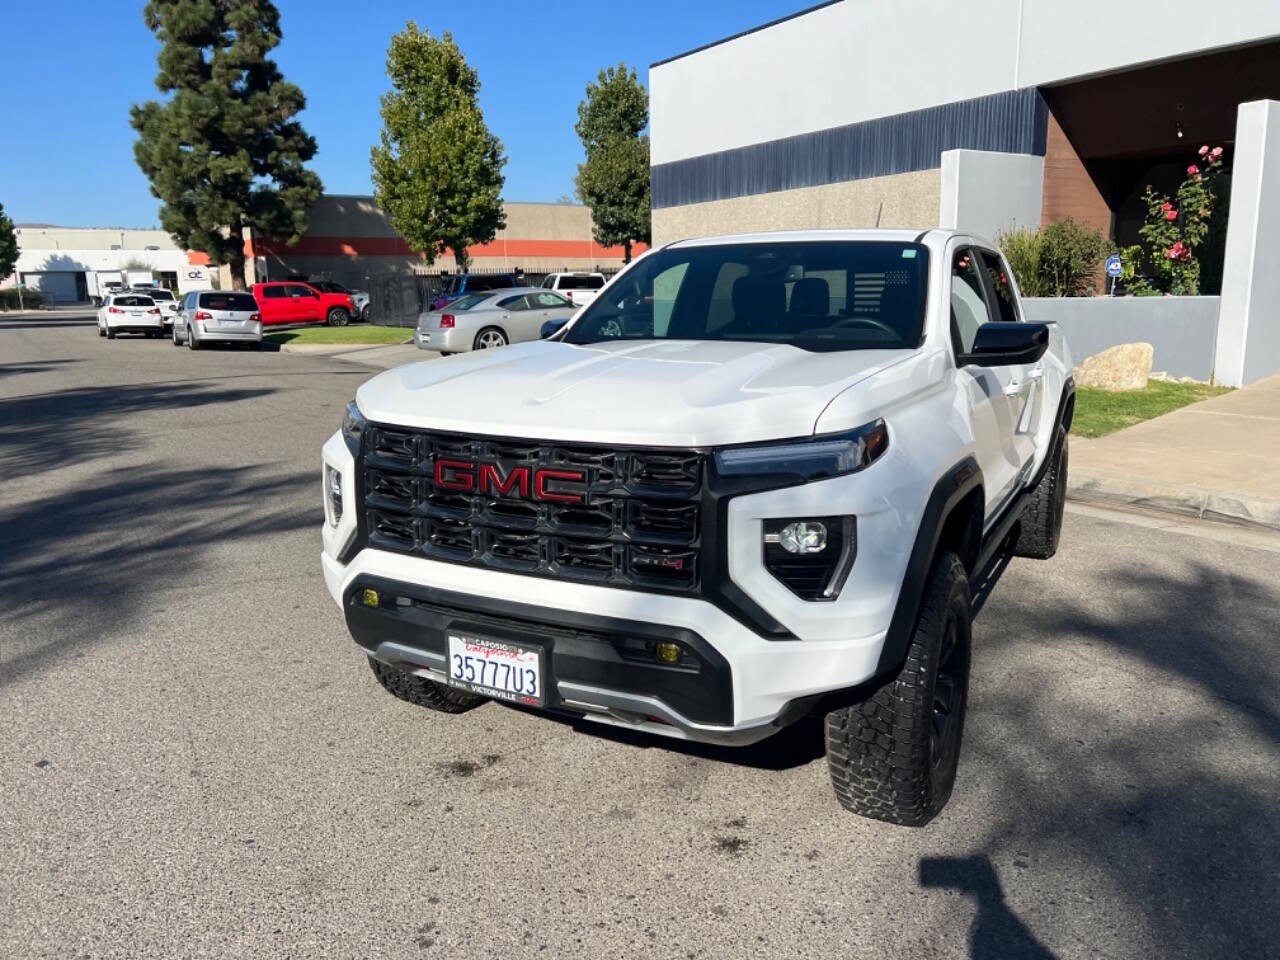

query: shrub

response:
[0,287,39,310]
[997,218,1109,297]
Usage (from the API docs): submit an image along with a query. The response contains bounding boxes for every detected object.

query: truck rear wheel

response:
[1014,428,1067,560]
[368,657,485,713]
[824,551,971,826]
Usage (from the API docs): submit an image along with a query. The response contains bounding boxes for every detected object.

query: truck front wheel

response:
[824,551,971,826]
[367,657,485,714]
[1014,428,1067,560]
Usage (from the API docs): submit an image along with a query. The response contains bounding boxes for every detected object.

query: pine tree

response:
[575,64,651,263]
[0,203,18,282]
[371,22,506,272]
[131,0,323,288]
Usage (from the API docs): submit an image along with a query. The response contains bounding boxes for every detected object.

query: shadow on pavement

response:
[920,856,1058,959]
[955,553,1280,958]
[0,358,81,378]
[0,380,275,481]
[0,462,317,689]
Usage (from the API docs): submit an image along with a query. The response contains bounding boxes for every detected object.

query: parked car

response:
[293,278,371,323]
[414,288,577,354]
[97,292,165,339]
[429,273,522,311]
[140,287,181,332]
[174,290,262,350]
[323,228,1075,827]
[252,281,355,326]
[540,271,606,308]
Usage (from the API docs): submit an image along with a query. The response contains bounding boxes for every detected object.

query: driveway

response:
[2,317,1278,959]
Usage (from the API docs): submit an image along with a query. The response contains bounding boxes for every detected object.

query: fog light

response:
[361,588,380,608]
[771,521,827,555]
[654,642,681,664]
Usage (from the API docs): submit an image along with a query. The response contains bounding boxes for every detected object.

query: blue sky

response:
[0,0,807,227]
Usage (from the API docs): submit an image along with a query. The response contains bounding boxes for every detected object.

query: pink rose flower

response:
[1198,145,1209,157]
[1187,164,1199,176]
[1211,146,1223,159]
[1161,201,1173,211]
[1165,208,1178,221]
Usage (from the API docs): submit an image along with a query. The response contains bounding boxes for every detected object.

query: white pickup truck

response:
[321,229,1074,826]
[540,271,606,308]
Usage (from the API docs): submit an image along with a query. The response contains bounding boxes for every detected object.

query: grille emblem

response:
[433,459,587,504]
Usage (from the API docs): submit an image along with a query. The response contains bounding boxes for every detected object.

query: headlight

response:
[714,419,889,483]
[342,400,366,455]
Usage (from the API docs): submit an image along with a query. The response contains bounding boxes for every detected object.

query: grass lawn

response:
[265,326,410,346]
[1071,380,1232,438]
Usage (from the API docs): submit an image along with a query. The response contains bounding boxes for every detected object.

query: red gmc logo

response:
[433,459,587,504]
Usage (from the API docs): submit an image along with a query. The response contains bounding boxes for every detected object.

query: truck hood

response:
[355,339,911,447]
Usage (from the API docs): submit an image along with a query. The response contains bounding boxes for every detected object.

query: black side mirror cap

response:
[960,322,1049,367]
[540,318,568,340]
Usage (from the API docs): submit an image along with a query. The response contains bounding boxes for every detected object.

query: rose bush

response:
[1129,145,1227,296]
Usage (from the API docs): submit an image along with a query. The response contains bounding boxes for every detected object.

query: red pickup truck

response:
[252,281,356,327]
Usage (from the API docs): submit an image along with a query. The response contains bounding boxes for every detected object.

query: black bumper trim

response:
[344,575,734,727]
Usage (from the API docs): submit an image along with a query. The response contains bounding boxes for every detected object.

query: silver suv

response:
[174,291,263,350]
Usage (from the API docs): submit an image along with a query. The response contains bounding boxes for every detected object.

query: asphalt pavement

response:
[2,315,1278,960]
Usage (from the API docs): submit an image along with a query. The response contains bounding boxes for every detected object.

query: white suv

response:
[540,271,606,308]
[321,229,1074,826]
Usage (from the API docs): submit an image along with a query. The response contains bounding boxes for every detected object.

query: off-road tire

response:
[326,307,349,327]
[368,657,485,714]
[1013,428,1067,560]
[825,551,972,826]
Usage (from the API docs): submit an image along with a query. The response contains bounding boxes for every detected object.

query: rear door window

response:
[260,286,286,299]
[201,293,258,312]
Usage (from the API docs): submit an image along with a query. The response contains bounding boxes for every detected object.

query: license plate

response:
[447,634,543,707]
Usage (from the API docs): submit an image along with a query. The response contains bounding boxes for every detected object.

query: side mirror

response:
[960,322,1049,367]
[540,318,568,340]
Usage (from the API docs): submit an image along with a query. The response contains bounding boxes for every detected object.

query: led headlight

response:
[714,419,888,484]
[342,400,366,455]
[325,465,343,527]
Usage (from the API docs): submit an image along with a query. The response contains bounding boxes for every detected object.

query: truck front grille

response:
[359,425,704,593]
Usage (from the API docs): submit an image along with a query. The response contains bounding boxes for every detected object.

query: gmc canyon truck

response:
[321,230,1074,826]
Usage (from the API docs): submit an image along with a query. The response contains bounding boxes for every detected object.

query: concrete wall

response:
[650,0,1280,165]
[651,170,941,246]
[13,226,182,252]
[1024,296,1221,381]
[939,150,1044,243]
[1214,100,1280,387]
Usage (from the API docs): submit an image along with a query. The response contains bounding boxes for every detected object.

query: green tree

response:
[0,203,17,282]
[371,22,506,272]
[130,0,323,288]
[574,64,651,263]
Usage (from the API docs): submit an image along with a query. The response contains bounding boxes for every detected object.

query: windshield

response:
[563,241,930,352]
[441,276,461,295]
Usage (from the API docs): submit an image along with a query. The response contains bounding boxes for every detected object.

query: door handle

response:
[1027,367,1044,381]
[1004,381,1024,396]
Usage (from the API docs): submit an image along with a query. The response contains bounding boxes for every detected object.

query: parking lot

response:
[2,314,1278,960]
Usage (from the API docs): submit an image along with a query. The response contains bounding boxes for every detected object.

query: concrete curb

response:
[272,340,412,354]
[1067,472,1280,531]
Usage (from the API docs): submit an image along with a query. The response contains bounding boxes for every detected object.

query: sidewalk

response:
[274,340,425,369]
[1068,374,1280,530]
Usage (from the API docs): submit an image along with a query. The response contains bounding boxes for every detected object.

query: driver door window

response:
[950,248,989,356]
